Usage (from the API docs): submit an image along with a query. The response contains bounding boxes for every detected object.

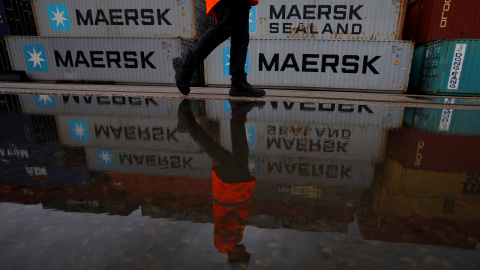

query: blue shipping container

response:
[412,39,480,96]
[0,164,90,186]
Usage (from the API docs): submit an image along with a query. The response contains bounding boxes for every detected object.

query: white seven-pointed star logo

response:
[225,54,230,66]
[27,47,46,68]
[249,12,254,23]
[99,151,112,165]
[246,128,254,143]
[37,95,53,105]
[51,7,68,27]
[74,123,86,139]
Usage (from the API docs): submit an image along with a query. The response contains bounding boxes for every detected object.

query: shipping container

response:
[0,163,90,186]
[205,39,413,91]
[2,0,37,36]
[219,120,388,161]
[206,100,403,128]
[0,113,58,143]
[20,95,206,117]
[0,94,21,112]
[402,105,480,135]
[252,156,374,188]
[0,38,11,70]
[386,126,480,173]
[0,1,11,36]
[32,0,209,39]
[6,36,204,85]
[249,0,408,41]
[410,39,480,96]
[56,114,203,153]
[86,148,212,178]
[403,0,480,44]
[0,142,85,168]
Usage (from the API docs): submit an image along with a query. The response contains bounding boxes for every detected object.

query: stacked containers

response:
[405,0,480,95]
[5,0,212,84]
[205,0,414,92]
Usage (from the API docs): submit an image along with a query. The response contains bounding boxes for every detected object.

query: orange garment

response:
[207,0,259,17]
[212,169,256,253]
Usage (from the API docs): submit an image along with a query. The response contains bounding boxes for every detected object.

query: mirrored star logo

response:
[245,125,255,148]
[97,149,114,167]
[34,95,56,108]
[69,119,90,142]
[74,123,86,138]
[38,95,52,105]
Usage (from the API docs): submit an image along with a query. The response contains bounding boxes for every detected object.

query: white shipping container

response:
[57,114,202,153]
[207,100,403,128]
[205,39,413,91]
[6,36,201,84]
[32,0,210,39]
[20,94,182,117]
[220,120,387,161]
[85,148,212,178]
[249,0,408,40]
[250,156,374,188]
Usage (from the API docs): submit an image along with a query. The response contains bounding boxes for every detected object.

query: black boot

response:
[230,76,266,97]
[172,57,193,95]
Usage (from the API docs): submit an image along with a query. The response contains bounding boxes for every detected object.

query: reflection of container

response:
[403,106,480,135]
[0,38,11,70]
[220,120,388,161]
[32,0,210,39]
[387,126,480,173]
[248,0,408,41]
[205,39,413,91]
[0,113,58,143]
[56,115,202,153]
[1,0,37,36]
[206,100,404,128]
[86,148,212,178]
[6,36,203,85]
[0,164,90,186]
[410,39,480,96]
[403,0,480,45]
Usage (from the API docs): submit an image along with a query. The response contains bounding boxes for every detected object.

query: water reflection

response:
[0,93,479,268]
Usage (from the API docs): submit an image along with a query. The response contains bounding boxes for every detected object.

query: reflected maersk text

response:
[0,93,479,269]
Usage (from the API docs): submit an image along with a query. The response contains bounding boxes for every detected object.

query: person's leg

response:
[173,0,237,95]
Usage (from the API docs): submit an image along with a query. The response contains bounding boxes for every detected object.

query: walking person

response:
[173,0,266,97]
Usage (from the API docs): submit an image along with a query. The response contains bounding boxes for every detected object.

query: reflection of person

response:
[178,99,264,267]
[173,0,265,98]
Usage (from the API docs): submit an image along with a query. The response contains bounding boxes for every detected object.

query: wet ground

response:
[0,84,480,270]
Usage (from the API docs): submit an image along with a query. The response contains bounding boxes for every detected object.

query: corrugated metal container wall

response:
[0,37,11,70]
[403,0,480,45]
[386,126,480,173]
[249,0,408,41]
[205,39,413,91]
[414,39,480,96]
[6,36,203,85]
[86,148,212,178]
[56,114,203,153]
[402,105,480,136]
[3,0,37,36]
[206,100,403,128]
[219,120,388,161]
[0,113,36,143]
[0,1,11,36]
[32,0,209,39]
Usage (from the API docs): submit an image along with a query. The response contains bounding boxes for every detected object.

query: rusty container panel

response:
[31,0,209,39]
[249,0,408,41]
[403,0,480,44]
[205,39,413,91]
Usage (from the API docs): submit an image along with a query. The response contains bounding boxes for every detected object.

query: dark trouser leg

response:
[229,1,250,80]
[183,0,242,69]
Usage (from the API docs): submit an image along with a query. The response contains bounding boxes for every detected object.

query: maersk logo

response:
[97,149,114,167]
[223,47,249,76]
[249,6,256,33]
[248,156,261,175]
[69,119,90,142]
[23,44,49,72]
[35,95,56,108]
[47,4,71,31]
[224,100,232,113]
[245,125,255,148]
